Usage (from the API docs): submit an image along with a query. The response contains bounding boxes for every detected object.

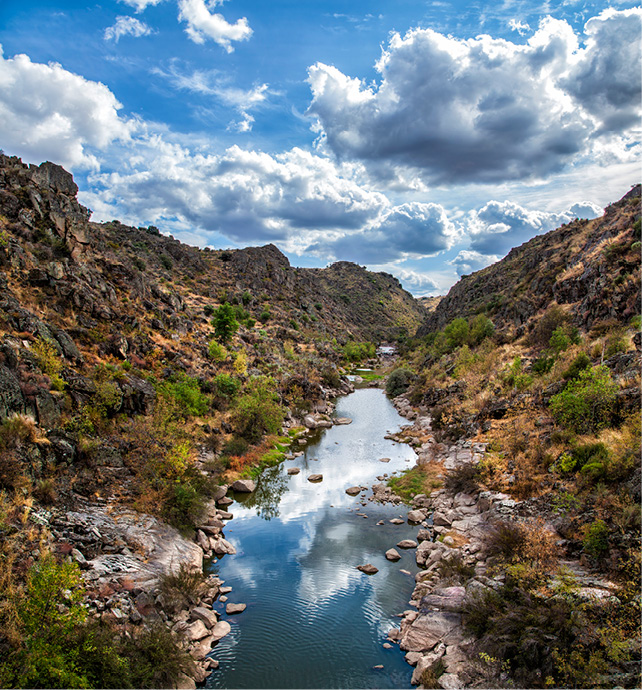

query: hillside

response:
[418,185,641,339]
[385,187,641,688]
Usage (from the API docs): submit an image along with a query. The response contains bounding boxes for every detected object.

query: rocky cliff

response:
[418,185,641,338]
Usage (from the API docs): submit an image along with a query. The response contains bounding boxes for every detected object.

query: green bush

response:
[207,339,228,361]
[549,365,618,434]
[232,376,284,443]
[212,373,241,401]
[343,340,375,363]
[386,367,414,397]
[158,373,209,418]
[211,303,239,343]
[259,308,270,323]
[468,314,495,346]
[562,351,591,380]
[583,519,609,558]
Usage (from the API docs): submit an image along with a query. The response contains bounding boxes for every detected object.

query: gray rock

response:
[210,620,232,642]
[334,417,352,425]
[217,496,233,506]
[385,549,401,561]
[400,611,461,652]
[389,518,405,525]
[231,479,256,493]
[356,563,378,574]
[397,539,418,549]
[438,673,464,689]
[190,635,214,660]
[212,538,236,556]
[0,364,25,420]
[185,620,210,641]
[407,510,426,523]
[379,457,391,463]
[191,606,218,628]
[346,486,361,496]
[226,602,247,615]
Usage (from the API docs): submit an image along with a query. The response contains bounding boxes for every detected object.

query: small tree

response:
[212,303,238,344]
[386,367,414,398]
[232,376,284,443]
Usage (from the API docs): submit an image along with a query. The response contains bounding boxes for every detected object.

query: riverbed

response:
[206,387,420,689]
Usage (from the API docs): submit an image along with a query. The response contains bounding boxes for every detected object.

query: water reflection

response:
[207,389,418,689]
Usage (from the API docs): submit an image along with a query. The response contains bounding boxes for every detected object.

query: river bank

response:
[380,393,625,689]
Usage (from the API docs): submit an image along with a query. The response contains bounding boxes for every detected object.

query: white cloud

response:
[0,47,133,170]
[465,198,602,257]
[177,0,252,52]
[386,267,440,294]
[307,9,641,185]
[154,62,272,132]
[104,16,153,42]
[450,249,500,276]
[118,0,164,12]
[508,19,531,35]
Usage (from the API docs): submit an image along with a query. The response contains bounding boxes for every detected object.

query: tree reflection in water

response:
[237,465,288,520]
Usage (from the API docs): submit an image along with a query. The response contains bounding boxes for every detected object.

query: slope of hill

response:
[418,185,641,339]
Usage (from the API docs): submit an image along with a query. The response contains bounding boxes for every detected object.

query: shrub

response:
[530,305,571,346]
[212,373,241,401]
[232,376,284,443]
[233,351,248,376]
[158,563,206,612]
[549,365,618,434]
[159,254,172,270]
[435,552,475,585]
[532,355,555,375]
[207,339,228,361]
[386,367,414,397]
[343,340,375,363]
[444,463,480,494]
[468,314,495,346]
[157,373,209,418]
[32,337,65,390]
[211,303,239,343]
[583,519,609,558]
[562,351,591,380]
[259,309,270,323]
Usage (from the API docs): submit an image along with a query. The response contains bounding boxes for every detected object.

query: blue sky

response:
[0,0,640,295]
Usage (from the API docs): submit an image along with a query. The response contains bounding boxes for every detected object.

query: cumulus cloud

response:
[0,47,132,170]
[154,62,272,132]
[385,267,439,294]
[508,19,531,36]
[307,9,641,185]
[104,16,153,42]
[450,249,500,276]
[177,0,252,51]
[118,0,164,12]
[465,198,602,257]
[305,202,456,264]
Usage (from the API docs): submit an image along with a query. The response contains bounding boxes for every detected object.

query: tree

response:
[212,303,238,343]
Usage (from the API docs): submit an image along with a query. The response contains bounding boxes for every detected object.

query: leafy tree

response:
[386,367,414,398]
[212,303,239,343]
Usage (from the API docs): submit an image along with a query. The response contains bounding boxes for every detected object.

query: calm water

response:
[206,388,419,689]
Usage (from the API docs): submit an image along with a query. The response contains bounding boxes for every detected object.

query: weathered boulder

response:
[185,620,210,641]
[226,602,246,615]
[397,539,418,549]
[385,549,401,561]
[357,564,379,574]
[212,538,236,556]
[346,486,361,496]
[0,364,25,420]
[407,510,426,523]
[231,479,256,493]
[191,606,218,628]
[287,467,300,475]
[400,611,461,652]
[210,620,231,642]
[308,474,323,482]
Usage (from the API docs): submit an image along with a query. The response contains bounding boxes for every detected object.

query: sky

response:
[0,0,640,296]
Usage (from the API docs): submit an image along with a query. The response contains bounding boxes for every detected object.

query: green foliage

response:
[212,373,241,401]
[343,340,375,363]
[259,308,271,323]
[211,303,239,343]
[387,465,442,502]
[241,290,252,306]
[549,326,571,353]
[532,355,555,375]
[207,339,228,361]
[159,254,172,270]
[530,305,571,347]
[562,351,591,380]
[468,314,495,346]
[386,367,414,397]
[503,357,533,391]
[583,519,609,558]
[232,376,284,443]
[442,317,469,351]
[163,479,207,533]
[549,365,618,434]
[32,337,65,390]
[157,373,209,418]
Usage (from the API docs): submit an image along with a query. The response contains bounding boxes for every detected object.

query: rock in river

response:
[210,620,232,642]
[346,486,361,496]
[308,474,323,482]
[385,549,401,561]
[397,539,418,549]
[231,479,256,493]
[226,602,247,615]
[287,467,300,475]
[357,564,379,575]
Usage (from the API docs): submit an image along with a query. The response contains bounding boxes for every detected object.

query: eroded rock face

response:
[0,363,25,420]
[400,611,461,652]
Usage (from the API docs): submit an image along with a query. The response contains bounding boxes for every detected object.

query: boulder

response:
[210,620,231,642]
[185,620,210,642]
[217,496,233,506]
[226,603,247,615]
[212,538,236,556]
[357,564,379,575]
[191,606,218,628]
[346,486,361,496]
[385,549,401,561]
[231,479,256,493]
[308,474,323,482]
[400,611,461,652]
[397,540,418,549]
[407,510,426,523]
[379,457,391,463]
[287,467,300,475]
[334,417,352,425]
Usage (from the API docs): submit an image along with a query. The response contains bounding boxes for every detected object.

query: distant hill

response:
[417,185,641,338]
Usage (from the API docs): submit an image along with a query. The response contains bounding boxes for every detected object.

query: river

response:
[206,387,419,689]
